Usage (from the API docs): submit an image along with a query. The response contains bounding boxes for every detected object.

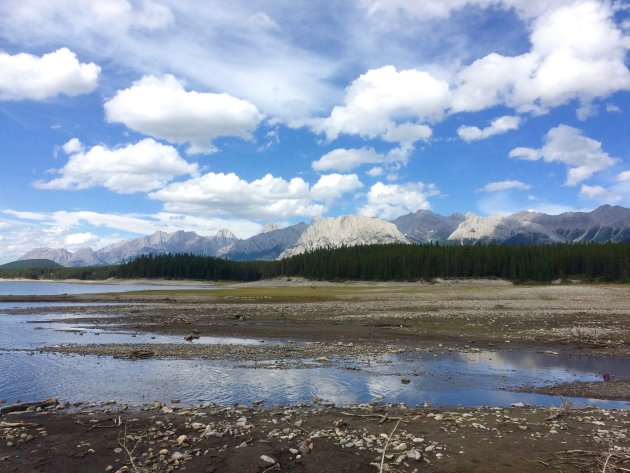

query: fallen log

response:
[0,397,58,415]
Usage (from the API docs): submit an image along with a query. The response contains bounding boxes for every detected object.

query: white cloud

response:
[0,209,265,263]
[457,115,521,142]
[359,181,439,219]
[382,122,432,144]
[606,103,621,113]
[509,125,617,186]
[311,65,448,143]
[34,138,198,193]
[360,0,566,20]
[310,173,363,200]
[580,184,609,199]
[312,148,384,172]
[149,172,361,219]
[479,180,531,192]
[452,1,630,114]
[64,232,98,247]
[0,48,100,101]
[62,138,83,154]
[0,1,339,120]
[618,170,630,182]
[104,75,263,154]
[366,167,384,177]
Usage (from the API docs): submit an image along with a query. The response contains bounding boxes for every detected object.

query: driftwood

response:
[0,397,58,415]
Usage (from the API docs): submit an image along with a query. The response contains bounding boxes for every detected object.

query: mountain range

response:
[17,205,630,267]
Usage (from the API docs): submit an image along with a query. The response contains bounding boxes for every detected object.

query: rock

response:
[425,445,435,452]
[433,414,444,421]
[159,449,168,455]
[114,447,123,454]
[407,449,421,460]
[511,402,526,407]
[260,455,276,464]
[289,448,299,455]
[105,466,113,472]
[171,452,185,461]
[394,442,408,451]
[176,435,188,445]
[401,378,410,384]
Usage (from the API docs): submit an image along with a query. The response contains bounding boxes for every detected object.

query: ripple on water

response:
[1,350,629,409]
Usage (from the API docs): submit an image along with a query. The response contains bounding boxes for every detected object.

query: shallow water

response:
[0,312,269,349]
[1,302,629,409]
[0,280,213,296]
[1,350,629,409]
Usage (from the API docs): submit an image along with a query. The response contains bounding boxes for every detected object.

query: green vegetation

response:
[1,242,628,283]
[117,242,630,283]
[0,265,116,281]
[0,259,62,270]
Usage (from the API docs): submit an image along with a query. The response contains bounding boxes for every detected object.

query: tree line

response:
[4,242,626,283]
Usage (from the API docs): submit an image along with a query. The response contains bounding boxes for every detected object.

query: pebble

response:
[260,455,276,464]
[171,452,185,461]
[176,434,188,445]
[114,447,123,454]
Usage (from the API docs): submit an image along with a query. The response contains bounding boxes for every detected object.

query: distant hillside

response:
[0,259,63,270]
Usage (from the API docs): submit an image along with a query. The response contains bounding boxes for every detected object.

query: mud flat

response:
[1,280,630,471]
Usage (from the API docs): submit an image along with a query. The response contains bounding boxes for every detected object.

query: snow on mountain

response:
[392,209,464,242]
[279,216,409,258]
[222,223,308,261]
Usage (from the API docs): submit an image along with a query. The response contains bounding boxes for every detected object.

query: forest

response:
[1,242,628,283]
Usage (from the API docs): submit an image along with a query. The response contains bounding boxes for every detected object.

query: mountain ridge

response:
[16,205,630,266]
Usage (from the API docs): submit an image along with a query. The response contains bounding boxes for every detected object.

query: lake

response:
[0,280,213,296]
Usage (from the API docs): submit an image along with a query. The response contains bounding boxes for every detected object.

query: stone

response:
[171,452,185,461]
[114,447,123,454]
[260,455,276,464]
[176,435,188,445]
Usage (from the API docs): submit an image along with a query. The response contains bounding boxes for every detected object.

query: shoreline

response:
[2,400,629,472]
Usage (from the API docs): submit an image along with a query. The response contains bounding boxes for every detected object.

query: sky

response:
[0,0,629,263]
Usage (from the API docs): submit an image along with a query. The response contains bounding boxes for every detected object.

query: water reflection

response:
[1,351,628,409]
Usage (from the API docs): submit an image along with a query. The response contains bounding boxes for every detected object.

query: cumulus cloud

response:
[150,172,362,219]
[0,48,100,101]
[311,65,448,143]
[479,180,531,192]
[509,125,617,186]
[64,232,98,247]
[452,1,630,115]
[359,181,440,219]
[310,173,363,200]
[312,148,384,172]
[104,75,263,153]
[618,170,630,182]
[34,138,198,193]
[457,116,521,142]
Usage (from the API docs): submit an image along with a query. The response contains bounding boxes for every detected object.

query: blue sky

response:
[0,0,629,262]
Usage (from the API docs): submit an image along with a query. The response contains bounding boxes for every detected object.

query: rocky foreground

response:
[2,399,630,473]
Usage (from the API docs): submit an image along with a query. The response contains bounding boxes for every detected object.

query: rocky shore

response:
[2,399,630,472]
